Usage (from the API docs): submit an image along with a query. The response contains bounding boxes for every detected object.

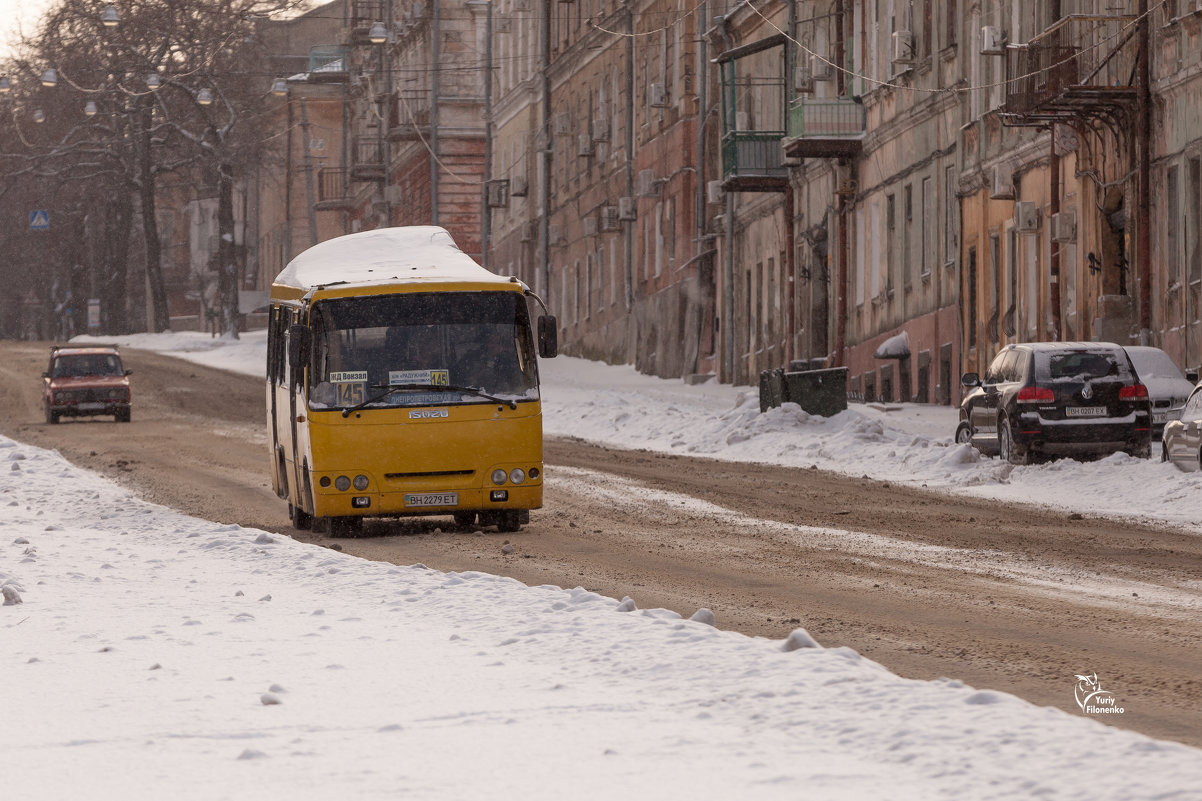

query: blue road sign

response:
[29,210,50,230]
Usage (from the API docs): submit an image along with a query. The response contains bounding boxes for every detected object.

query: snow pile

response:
[5,436,1202,799]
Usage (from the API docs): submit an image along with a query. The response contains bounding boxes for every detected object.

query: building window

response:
[1168,165,1181,289]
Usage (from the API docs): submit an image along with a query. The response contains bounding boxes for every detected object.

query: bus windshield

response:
[307,291,539,410]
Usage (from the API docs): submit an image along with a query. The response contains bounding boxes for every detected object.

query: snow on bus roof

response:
[273,226,511,290]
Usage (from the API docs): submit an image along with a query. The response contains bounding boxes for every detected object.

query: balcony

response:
[783,97,865,160]
[1003,14,1138,124]
[350,0,385,44]
[308,46,350,82]
[716,34,788,192]
[351,136,386,182]
[721,131,788,190]
[315,169,356,211]
[388,89,431,140]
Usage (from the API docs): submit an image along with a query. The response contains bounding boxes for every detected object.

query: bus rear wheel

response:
[289,503,313,530]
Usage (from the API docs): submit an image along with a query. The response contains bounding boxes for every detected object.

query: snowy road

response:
[1,339,1200,749]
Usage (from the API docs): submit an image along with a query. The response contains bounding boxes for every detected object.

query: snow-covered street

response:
[5,330,1202,799]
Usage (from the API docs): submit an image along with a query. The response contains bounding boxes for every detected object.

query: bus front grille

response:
[384,470,475,480]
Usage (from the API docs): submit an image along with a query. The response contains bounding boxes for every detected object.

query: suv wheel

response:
[999,417,1030,465]
[954,421,973,445]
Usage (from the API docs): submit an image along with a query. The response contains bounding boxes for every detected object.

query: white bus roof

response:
[273,226,513,291]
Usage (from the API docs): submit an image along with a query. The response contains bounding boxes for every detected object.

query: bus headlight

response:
[508,468,526,485]
[353,474,369,491]
[491,468,508,485]
[334,475,351,492]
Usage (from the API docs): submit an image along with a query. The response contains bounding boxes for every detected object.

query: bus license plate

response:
[404,492,458,508]
[1066,407,1106,417]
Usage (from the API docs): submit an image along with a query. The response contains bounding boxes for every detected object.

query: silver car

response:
[1163,382,1202,470]
[1124,346,1196,440]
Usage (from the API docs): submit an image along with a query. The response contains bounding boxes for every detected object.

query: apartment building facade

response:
[242,0,1202,401]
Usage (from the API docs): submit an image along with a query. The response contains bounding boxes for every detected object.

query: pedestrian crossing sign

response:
[29,210,49,230]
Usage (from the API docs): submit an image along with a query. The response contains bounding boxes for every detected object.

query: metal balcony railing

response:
[308,46,350,80]
[351,137,386,181]
[721,131,788,181]
[788,97,866,139]
[1004,14,1138,119]
[315,168,355,210]
[389,89,431,134]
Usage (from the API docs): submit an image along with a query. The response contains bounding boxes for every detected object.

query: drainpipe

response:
[1049,129,1061,341]
[1137,0,1152,341]
[833,0,848,366]
[482,0,493,267]
[539,0,551,301]
[784,0,797,367]
[624,6,635,312]
[431,0,441,226]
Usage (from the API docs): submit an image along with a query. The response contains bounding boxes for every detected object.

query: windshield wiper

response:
[340,383,517,417]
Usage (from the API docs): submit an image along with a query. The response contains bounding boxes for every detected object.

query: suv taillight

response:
[1016,386,1054,403]
[1119,383,1149,400]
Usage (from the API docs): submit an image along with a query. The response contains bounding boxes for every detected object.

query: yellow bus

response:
[266,226,557,537]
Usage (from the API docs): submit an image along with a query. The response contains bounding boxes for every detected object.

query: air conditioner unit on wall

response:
[649,82,668,108]
[520,220,536,242]
[591,118,609,142]
[582,216,597,237]
[637,169,659,197]
[576,133,593,157]
[601,206,620,231]
[1014,201,1039,233]
[991,164,1015,199]
[892,30,915,64]
[618,196,637,221]
[509,176,528,197]
[486,179,510,208]
[707,180,724,205]
[981,26,1006,56]
[553,112,571,135]
[1051,211,1077,243]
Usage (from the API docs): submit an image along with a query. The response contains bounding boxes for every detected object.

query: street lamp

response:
[101,5,120,27]
[197,87,213,105]
[271,78,288,97]
[0,76,10,93]
[145,72,162,91]
[41,69,58,87]
[368,22,389,44]
[85,100,98,116]
[32,109,45,123]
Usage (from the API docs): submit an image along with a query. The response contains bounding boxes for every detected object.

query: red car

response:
[42,345,132,424]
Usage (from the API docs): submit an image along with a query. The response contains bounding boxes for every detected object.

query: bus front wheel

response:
[497,511,521,533]
[327,516,364,538]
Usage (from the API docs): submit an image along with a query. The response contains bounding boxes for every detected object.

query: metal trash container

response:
[783,367,848,417]
[759,367,787,412]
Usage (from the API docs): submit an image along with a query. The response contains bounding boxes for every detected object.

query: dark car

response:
[1162,381,1202,470]
[955,342,1151,465]
[41,344,132,424]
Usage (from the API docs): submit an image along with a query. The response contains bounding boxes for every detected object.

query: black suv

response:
[956,342,1152,464]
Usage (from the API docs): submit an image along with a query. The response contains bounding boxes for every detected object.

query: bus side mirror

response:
[537,315,558,358]
[287,324,311,372]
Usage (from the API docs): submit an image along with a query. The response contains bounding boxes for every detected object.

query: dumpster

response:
[760,366,848,416]
[784,367,848,416]
[759,367,786,412]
